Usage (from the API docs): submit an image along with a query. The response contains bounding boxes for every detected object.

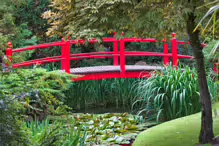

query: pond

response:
[70,113,156,145]
[66,106,158,145]
[75,106,131,114]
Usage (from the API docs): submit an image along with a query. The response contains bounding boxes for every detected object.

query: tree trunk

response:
[186,12,214,144]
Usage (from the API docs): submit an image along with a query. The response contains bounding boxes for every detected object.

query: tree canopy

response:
[0,0,38,51]
[42,0,215,40]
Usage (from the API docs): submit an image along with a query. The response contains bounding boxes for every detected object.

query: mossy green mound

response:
[133,103,219,146]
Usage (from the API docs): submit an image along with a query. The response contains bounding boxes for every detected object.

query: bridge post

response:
[113,41,119,66]
[113,32,119,66]
[61,38,71,73]
[6,42,13,63]
[214,63,219,74]
[61,38,66,71]
[171,33,178,67]
[5,42,13,72]
[120,39,126,74]
[163,38,169,66]
[65,40,71,74]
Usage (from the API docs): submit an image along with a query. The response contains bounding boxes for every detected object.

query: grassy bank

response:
[133,103,219,146]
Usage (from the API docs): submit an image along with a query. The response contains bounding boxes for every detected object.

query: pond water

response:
[68,107,158,145]
[75,106,131,114]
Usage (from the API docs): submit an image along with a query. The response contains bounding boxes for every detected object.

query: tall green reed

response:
[64,79,139,111]
[133,65,217,122]
[25,118,86,146]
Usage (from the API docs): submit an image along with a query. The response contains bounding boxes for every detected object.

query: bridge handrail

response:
[12,56,63,68]
[12,42,65,53]
[6,33,218,74]
[11,51,194,69]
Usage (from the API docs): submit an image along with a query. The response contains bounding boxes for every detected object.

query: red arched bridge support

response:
[6,33,218,81]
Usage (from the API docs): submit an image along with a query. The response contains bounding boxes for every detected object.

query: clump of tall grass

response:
[133,65,217,122]
[25,118,86,146]
[64,79,139,111]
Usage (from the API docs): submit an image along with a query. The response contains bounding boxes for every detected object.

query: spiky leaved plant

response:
[134,65,217,122]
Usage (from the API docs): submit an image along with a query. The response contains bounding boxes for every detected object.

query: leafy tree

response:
[195,2,219,40]
[16,0,50,41]
[0,0,38,67]
[43,0,217,144]
[0,0,37,49]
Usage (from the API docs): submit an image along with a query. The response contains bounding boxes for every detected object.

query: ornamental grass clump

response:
[65,79,138,110]
[134,65,216,122]
[26,118,86,146]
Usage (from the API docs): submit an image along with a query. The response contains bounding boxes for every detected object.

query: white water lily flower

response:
[110,116,119,122]
[99,124,104,128]
[87,120,94,125]
[106,138,115,142]
[89,125,94,129]
[115,136,124,143]
[109,121,115,126]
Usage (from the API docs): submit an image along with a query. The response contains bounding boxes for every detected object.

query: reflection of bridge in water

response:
[6,33,218,81]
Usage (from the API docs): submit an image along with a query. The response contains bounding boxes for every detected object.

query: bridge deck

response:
[70,65,163,74]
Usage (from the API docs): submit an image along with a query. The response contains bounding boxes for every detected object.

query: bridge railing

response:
[6,33,218,74]
[6,41,65,69]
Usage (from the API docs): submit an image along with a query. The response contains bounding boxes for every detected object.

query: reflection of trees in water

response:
[76,106,130,114]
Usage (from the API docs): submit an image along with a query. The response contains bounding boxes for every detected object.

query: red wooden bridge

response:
[6,33,218,81]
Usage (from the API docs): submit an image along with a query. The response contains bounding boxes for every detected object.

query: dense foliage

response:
[25,118,86,146]
[0,0,218,145]
[16,0,50,39]
[135,66,218,121]
[42,0,214,40]
[0,67,76,144]
[203,40,219,67]
[42,0,217,143]
[0,94,27,145]
[1,68,75,120]
[0,0,37,49]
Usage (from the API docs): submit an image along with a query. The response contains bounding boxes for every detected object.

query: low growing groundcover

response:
[133,103,219,146]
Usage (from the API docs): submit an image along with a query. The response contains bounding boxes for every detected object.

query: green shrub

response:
[0,65,77,144]
[1,68,75,121]
[134,65,217,122]
[0,95,28,145]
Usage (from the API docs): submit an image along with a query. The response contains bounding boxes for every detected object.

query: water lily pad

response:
[65,113,150,145]
[101,135,108,140]
[126,125,137,130]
